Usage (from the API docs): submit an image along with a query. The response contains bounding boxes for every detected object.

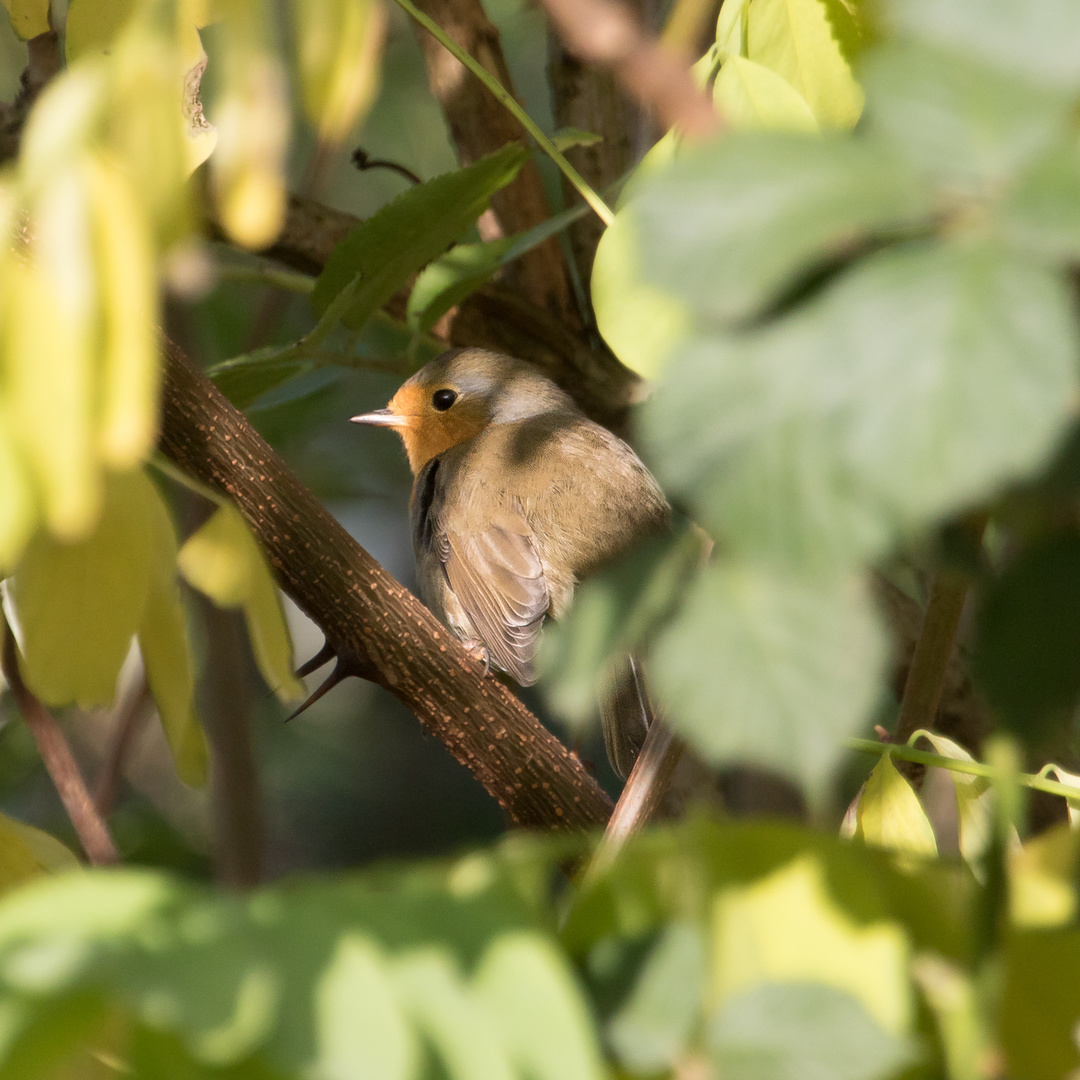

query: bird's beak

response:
[350,408,409,428]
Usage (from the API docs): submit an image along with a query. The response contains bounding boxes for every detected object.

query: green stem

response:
[847,737,1080,803]
[390,0,615,227]
[217,266,316,294]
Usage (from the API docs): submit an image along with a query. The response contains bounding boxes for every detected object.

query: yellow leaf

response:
[6,202,100,540]
[85,154,160,468]
[747,0,864,128]
[854,755,938,859]
[713,56,818,131]
[211,0,289,249]
[10,470,156,707]
[711,854,912,1035]
[64,0,138,61]
[592,209,690,381]
[0,0,49,40]
[179,503,303,702]
[138,478,208,787]
[0,407,36,574]
[716,0,749,62]
[0,813,79,896]
[1010,823,1077,929]
[292,0,385,146]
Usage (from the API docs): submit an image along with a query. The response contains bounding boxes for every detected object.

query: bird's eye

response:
[432,389,457,411]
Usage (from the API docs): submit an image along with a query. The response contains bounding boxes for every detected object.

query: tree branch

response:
[2,617,120,866]
[157,338,613,832]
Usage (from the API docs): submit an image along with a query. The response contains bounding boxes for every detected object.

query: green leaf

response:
[539,519,703,725]
[607,922,704,1073]
[178,503,303,702]
[0,420,35,574]
[716,0,749,62]
[641,241,1080,569]
[393,951,515,1080]
[550,128,602,152]
[997,137,1080,262]
[852,756,937,858]
[881,0,1080,91]
[406,203,584,336]
[746,0,865,128]
[1010,825,1077,929]
[861,42,1074,190]
[0,814,78,896]
[974,534,1080,744]
[11,470,156,707]
[314,936,417,1080]
[476,934,604,1080]
[138,479,208,788]
[1000,929,1080,1078]
[649,562,886,804]
[591,206,692,380]
[312,145,530,332]
[631,133,933,327]
[709,982,915,1080]
[713,56,818,131]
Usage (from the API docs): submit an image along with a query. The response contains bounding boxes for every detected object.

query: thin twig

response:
[893,519,988,750]
[352,147,423,186]
[93,670,154,816]
[393,0,616,226]
[1,617,119,865]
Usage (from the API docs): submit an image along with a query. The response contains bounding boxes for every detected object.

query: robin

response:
[351,347,670,775]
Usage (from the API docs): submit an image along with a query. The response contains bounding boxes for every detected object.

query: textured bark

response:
[412,0,579,325]
[158,339,613,832]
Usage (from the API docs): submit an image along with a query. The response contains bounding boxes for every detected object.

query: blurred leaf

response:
[998,138,1080,262]
[716,0,748,61]
[591,205,691,380]
[642,241,1079,570]
[882,0,1080,91]
[212,358,311,411]
[709,982,914,1080]
[974,534,1080,743]
[539,519,703,725]
[711,855,911,1036]
[746,0,864,127]
[0,0,46,39]
[85,153,159,469]
[211,0,289,249]
[313,146,529,332]
[853,756,937,858]
[0,814,78,895]
[475,933,604,1080]
[861,42,1074,190]
[0,417,35,574]
[1009,824,1077,929]
[11,470,157,708]
[291,0,384,145]
[64,0,136,59]
[8,180,99,540]
[713,56,818,131]
[910,953,988,1080]
[138,478,208,788]
[1000,928,1080,1079]
[407,204,585,336]
[632,133,933,327]
[178,503,303,702]
[607,922,705,1074]
[649,561,885,803]
[314,936,417,1080]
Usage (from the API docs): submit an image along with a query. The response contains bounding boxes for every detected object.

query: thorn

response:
[284,660,351,723]
[295,640,336,679]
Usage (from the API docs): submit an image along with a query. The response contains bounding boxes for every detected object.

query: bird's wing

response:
[442,504,550,686]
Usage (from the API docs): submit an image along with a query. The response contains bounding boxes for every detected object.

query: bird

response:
[350,347,671,775]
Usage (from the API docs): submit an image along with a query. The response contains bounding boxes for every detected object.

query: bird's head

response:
[350,348,575,474]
